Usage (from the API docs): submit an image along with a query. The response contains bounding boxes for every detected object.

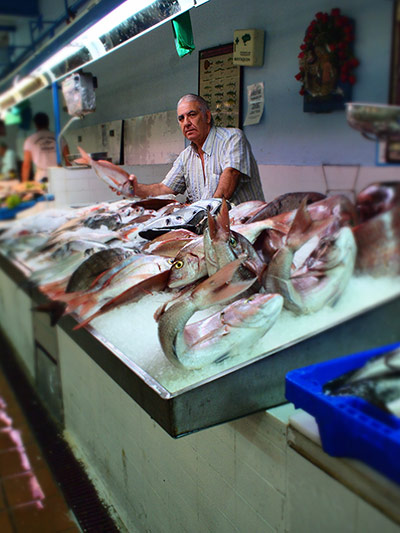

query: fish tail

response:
[33,301,67,326]
[214,197,230,240]
[65,293,95,315]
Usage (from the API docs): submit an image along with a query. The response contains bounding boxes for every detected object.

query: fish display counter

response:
[0,186,399,437]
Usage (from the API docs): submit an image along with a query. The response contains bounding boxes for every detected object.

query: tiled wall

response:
[57,330,400,533]
[0,269,35,378]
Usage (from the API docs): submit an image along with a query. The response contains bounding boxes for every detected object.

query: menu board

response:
[198,43,242,128]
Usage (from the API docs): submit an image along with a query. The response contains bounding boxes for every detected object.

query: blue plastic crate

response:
[285,342,400,485]
[0,194,54,220]
[0,200,36,220]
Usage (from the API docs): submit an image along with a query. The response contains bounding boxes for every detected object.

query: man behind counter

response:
[128,94,265,204]
[21,112,70,183]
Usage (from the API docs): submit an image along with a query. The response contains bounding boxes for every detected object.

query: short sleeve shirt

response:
[162,126,265,204]
[23,129,58,181]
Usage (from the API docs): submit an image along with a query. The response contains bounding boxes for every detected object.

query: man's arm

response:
[21,150,32,182]
[213,167,241,200]
[128,175,175,198]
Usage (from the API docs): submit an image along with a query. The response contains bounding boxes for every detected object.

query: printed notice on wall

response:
[244,82,264,126]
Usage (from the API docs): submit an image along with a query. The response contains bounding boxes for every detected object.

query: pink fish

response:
[75,146,135,197]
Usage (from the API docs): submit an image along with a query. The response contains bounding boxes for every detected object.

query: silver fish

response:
[139,198,228,240]
[324,347,400,416]
[75,146,135,197]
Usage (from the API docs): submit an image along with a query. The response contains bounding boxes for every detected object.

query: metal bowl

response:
[346,102,400,141]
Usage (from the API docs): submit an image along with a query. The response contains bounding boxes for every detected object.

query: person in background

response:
[0,142,18,179]
[127,94,265,204]
[21,112,70,182]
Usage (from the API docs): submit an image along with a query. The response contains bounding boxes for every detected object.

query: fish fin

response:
[286,198,335,251]
[207,209,217,240]
[64,292,96,316]
[286,197,312,249]
[154,301,168,322]
[192,257,256,307]
[73,270,170,330]
[75,146,90,165]
[33,301,67,326]
[213,197,230,240]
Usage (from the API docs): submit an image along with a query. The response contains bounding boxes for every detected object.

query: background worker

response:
[21,112,70,182]
[127,94,265,204]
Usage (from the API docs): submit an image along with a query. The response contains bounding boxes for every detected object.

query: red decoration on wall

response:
[295,8,359,112]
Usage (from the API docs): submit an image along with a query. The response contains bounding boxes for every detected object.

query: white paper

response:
[244,82,264,126]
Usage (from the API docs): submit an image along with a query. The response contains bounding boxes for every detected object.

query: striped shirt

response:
[162,126,265,204]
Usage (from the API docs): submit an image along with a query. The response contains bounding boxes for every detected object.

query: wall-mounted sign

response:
[198,43,242,128]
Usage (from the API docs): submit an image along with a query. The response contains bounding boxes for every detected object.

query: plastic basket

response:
[285,342,400,485]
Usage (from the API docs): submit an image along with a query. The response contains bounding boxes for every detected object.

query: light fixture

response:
[0,0,209,113]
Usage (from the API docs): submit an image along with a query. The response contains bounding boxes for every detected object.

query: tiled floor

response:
[0,370,80,533]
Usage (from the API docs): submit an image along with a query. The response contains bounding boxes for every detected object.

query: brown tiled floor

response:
[0,370,80,533]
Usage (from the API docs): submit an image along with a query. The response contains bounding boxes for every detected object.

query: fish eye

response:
[229,236,237,248]
[173,260,184,269]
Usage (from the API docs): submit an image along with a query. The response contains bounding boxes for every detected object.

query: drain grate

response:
[0,333,120,533]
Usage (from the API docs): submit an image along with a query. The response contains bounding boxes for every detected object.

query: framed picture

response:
[296,9,358,113]
[198,43,242,128]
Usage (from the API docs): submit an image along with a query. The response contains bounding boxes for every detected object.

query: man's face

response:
[177,99,211,148]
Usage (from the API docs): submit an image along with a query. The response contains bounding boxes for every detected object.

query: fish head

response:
[205,199,254,274]
[168,237,206,288]
[119,179,136,198]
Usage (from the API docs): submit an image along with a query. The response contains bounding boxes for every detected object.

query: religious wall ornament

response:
[295,8,359,112]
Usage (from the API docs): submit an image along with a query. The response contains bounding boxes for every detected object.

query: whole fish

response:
[247,191,326,222]
[142,229,198,257]
[265,200,357,314]
[138,198,227,240]
[75,146,136,197]
[74,269,171,330]
[324,347,400,416]
[66,247,135,293]
[228,200,267,224]
[157,258,260,369]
